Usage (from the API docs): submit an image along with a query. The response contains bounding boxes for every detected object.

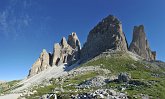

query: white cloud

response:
[0,0,32,39]
[0,11,9,37]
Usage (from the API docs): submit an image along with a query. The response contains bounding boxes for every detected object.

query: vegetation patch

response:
[25,71,99,99]
[24,52,165,98]
[80,53,165,98]
[0,80,20,94]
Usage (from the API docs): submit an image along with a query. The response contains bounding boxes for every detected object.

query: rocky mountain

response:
[81,15,128,62]
[28,15,157,78]
[3,14,165,99]
[129,25,156,61]
[28,32,81,77]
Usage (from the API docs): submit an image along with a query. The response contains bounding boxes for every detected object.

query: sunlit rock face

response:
[67,32,81,62]
[28,49,50,77]
[28,32,81,77]
[81,15,128,61]
[51,32,81,66]
[129,25,156,61]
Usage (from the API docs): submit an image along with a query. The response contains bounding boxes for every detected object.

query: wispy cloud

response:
[0,11,9,37]
[0,0,32,39]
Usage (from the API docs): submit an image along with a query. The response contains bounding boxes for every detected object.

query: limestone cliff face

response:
[81,15,128,61]
[51,37,73,66]
[67,32,81,62]
[51,32,81,66]
[129,25,156,61]
[28,49,50,77]
[28,32,81,77]
[28,15,157,78]
[68,32,81,49]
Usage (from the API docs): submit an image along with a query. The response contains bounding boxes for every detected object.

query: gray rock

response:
[72,89,128,99]
[78,76,106,88]
[68,32,81,49]
[118,73,131,82]
[68,32,81,65]
[60,37,68,48]
[81,15,128,62]
[28,32,81,78]
[129,25,156,61]
[51,32,81,66]
[28,49,50,77]
[52,43,62,66]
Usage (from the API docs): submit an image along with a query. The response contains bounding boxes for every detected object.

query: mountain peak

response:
[28,32,81,77]
[81,15,128,61]
[129,25,156,61]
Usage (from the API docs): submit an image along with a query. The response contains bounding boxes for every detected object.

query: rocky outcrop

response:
[129,25,156,61]
[67,32,81,62]
[51,32,81,66]
[71,89,128,99]
[81,15,128,61]
[28,32,81,77]
[118,73,131,83]
[68,32,81,49]
[28,15,157,78]
[77,76,107,88]
[51,37,73,66]
[151,51,156,61]
[28,49,50,77]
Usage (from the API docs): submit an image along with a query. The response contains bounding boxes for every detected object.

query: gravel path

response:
[0,94,21,99]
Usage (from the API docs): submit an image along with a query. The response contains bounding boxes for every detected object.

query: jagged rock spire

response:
[28,49,50,77]
[129,25,156,61]
[51,32,81,66]
[68,32,81,61]
[68,32,81,49]
[61,37,68,48]
[28,32,82,78]
[52,43,62,66]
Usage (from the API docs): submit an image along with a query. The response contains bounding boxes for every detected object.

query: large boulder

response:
[129,25,156,61]
[81,15,128,61]
[28,49,50,77]
[118,72,131,83]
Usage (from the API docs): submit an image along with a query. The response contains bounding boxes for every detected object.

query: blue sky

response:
[0,0,165,81]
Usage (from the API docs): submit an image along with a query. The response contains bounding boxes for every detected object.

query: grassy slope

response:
[25,72,98,99]
[81,52,165,99]
[0,80,20,94]
[25,52,165,99]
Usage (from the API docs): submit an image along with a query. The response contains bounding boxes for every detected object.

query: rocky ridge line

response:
[28,32,81,77]
[28,15,157,78]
